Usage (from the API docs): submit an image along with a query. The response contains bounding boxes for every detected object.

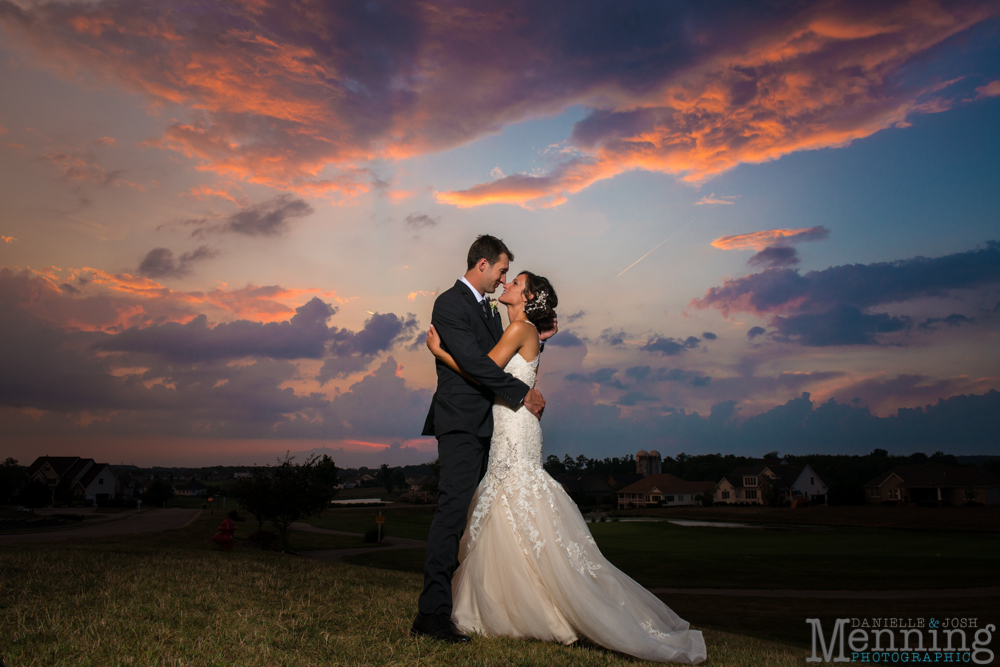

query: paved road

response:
[0,509,201,545]
[291,521,427,562]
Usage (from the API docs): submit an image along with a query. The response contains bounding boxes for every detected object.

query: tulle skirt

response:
[452,465,707,664]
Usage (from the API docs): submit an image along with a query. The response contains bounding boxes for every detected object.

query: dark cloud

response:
[918,313,973,330]
[59,282,80,294]
[404,213,439,229]
[542,389,1000,459]
[625,365,710,387]
[138,245,218,278]
[641,335,700,356]
[319,312,419,383]
[748,245,798,268]
[616,391,659,406]
[186,195,314,238]
[222,195,313,236]
[695,242,1000,317]
[0,290,428,441]
[95,299,416,363]
[547,330,585,348]
[747,326,766,339]
[772,305,910,347]
[565,311,585,322]
[599,328,627,346]
[702,331,717,340]
[565,368,627,390]
[695,241,1000,346]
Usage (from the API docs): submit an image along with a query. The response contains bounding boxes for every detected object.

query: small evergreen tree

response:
[380,463,394,494]
[18,479,51,512]
[0,457,24,504]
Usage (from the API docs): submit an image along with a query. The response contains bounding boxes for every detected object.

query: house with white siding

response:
[716,459,828,506]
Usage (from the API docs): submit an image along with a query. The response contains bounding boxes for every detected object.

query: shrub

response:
[364,527,384,543]
[247,530,277,550]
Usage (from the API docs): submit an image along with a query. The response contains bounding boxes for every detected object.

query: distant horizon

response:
[21,448,1000,473]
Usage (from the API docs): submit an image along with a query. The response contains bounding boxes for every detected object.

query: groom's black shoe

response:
[410,613,471,644]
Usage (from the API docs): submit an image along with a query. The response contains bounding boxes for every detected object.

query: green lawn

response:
[342,519,1000,591]
[302,506,435,541]
[587,521,1000,590]
[0,512,809,666]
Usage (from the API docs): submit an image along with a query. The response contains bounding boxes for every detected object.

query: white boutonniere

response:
[488,298,499,315]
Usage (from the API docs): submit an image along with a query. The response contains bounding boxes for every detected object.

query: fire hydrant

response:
[212,517,237,551]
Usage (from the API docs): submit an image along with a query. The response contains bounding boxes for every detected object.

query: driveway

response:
[0,508,201,545]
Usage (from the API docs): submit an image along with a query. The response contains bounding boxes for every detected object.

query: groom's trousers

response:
[418,431,491,617]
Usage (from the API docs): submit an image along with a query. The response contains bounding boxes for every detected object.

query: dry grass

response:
[0,512,809,666]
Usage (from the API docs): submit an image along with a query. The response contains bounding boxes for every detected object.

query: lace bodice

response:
[499,351,538,387]
[465,352,600,574]
[488,352,541,475]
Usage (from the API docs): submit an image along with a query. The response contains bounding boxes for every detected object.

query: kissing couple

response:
[411,234,706,664]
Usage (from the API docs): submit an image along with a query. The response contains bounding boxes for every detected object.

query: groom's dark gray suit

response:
[418,279,530,617]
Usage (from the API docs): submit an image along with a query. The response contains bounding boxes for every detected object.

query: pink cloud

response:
[974,79,1000,99]
[0,265,340,331]
[711,226,830,251]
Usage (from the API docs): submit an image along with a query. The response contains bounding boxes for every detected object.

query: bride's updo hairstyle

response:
[519,271,558,333]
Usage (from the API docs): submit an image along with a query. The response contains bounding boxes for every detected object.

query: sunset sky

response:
[1,0,999,467]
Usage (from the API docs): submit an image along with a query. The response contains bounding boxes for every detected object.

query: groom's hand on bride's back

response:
[524,388,545,419]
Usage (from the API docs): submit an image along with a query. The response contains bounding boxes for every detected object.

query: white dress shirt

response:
[459,275,485,303]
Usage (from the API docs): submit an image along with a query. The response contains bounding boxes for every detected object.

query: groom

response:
[412,234,548,643]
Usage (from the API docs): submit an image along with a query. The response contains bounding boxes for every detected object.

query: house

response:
[635,450,662,477]
[607,472,644,491]
[73,463,118,502]
[617,473,716,509]
[863,464,1000,506]
[555,474,615,506]
[26,456,119,502]
[119,472,146,499]
[405,475,431,491]
[173,480,208,497]
[716,459,828,506]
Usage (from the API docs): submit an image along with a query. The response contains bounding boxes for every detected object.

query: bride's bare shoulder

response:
[504,320,539,340]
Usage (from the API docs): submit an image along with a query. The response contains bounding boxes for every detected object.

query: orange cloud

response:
[407,290,435,301]
[184,184,245,205]
[437,2,995,207]
[711,226,830,251]
[975,79,1000,99]
[1,265,340,332]
[2,236,15,243]
[695,193,737,206]
[2,0,995,204]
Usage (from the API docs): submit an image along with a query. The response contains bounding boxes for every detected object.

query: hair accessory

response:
[525,290,548,315]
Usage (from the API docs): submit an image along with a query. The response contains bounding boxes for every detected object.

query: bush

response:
[247,530,277,550]
[364,527,384,543]
[227,509,244,521]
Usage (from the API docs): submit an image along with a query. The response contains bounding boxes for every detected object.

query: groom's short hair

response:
[467,235,513,270]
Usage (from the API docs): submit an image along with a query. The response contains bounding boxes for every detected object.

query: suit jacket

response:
[422,280,531,438]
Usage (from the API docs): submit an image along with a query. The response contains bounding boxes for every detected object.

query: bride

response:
[426,271,707,664]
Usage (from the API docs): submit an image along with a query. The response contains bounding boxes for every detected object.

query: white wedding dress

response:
[452,353,707,664]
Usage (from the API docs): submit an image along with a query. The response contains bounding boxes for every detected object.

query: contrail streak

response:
[616,219,696,277]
